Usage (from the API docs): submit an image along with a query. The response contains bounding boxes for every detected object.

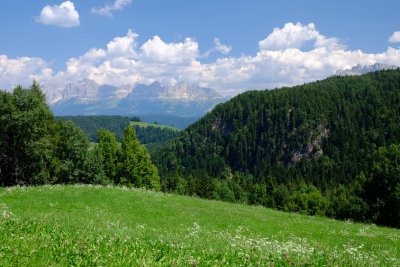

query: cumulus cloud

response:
[37,1,79,28]
[3,22,400,96]
[91,0,133,17]
[389,31,400,43]
[259,22,343,51]
[0,55,53,89]
[140,36,199,64]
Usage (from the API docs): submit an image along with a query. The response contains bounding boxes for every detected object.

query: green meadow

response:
[0,185,399,266]
[130,121,180,131]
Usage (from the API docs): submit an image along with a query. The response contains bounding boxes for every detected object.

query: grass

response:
[130,121,180,131]
[0,185,399,266]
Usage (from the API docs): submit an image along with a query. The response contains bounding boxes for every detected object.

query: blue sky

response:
[1,0,400,95]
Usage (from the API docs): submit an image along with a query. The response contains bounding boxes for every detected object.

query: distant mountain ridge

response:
[336,63,398,76]
[41,79,225,117]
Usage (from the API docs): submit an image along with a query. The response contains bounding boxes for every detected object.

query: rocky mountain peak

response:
[336,63,398,76]
[45,79,225,117]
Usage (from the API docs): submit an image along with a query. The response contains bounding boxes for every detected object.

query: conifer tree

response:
[98,129,119,183]
[118,126,160,190]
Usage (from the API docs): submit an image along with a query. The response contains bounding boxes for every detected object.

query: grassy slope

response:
[0,185,399,266]
[130,121,180,131]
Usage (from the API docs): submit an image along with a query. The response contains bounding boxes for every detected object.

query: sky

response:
[0,0,400,96]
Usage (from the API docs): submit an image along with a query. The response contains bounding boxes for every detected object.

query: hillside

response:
[57,115,133,141]
[130,121,180,131]
[139,114,200,130]
[57,116,180,145]
[155,70,400,226]
[0,185,399,266]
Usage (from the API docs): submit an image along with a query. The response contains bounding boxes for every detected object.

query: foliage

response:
[0,84,160,190]
[131,121,179,144]
[363,144,400,227]
[0,82,56,186]
[56,115,136,141]
[118,126,160,190]
[97,129,119,182]
[80,144,107,184]
[53,120,90,184]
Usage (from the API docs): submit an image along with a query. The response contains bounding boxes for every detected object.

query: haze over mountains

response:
[336,63,398,76]
[42,79,225,117]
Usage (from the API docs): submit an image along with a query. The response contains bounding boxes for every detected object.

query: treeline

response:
[155,70,400,228]
[57,116,179,146]
[56,115,136,141]
[0,83,160,190]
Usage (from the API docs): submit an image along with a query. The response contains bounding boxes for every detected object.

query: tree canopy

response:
[0,83,160,191]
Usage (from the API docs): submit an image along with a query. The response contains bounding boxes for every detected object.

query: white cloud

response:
[91,0,133,17]
[204,38,232,57]
[389,31,400,43]
[259,22,343,51]
[107,29,138,57]
[0,55,53,89]
[140,36,199,64]
[3,22,400,96]
[214,38,232,54]
[37,1,79,28]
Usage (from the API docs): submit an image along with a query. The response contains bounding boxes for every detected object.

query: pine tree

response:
[98,129,119,183]
[118,126,160,190]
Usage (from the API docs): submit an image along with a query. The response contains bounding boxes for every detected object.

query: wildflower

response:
[270,261,275,266]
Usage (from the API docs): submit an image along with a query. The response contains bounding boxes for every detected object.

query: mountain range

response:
[335,63,398,76]
[41,79,225,117]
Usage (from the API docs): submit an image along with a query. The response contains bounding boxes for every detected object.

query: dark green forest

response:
[56,115,135,141]
[57,115,180,145]
[0,83,160,190]
[155,70,400,227]
[133,125,179,145]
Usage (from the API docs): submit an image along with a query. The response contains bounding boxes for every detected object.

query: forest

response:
[56,115,136,141]
[154,70,400,228]
[57,115,180,145]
